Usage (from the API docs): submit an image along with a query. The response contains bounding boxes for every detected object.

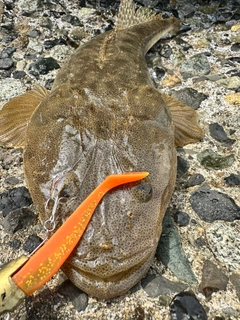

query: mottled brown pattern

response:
[0,0,203,299]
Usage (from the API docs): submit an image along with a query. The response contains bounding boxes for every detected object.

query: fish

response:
[0,0,203,299]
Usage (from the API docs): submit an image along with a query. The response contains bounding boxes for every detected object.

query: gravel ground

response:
[0,0,240,319]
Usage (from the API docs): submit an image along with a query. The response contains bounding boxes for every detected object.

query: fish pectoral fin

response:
[0,86,48,148]
[162,93,204,147]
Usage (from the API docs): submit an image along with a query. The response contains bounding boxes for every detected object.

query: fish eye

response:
[60,183,74,198]
[56,172,80,200]
[132,182,152,202]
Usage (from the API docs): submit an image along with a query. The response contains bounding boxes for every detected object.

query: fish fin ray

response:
[0,86,49,148]
[162,93,204,147]
[115,0,157,31]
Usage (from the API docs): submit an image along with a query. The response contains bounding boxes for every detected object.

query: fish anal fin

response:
[0,86,48,148]
[162,93,204,147]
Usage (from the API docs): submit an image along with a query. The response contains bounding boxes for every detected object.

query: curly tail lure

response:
[0,172,149,315]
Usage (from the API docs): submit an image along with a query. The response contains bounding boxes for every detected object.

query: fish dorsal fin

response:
[162,93,204,147]
[115,0,157,32]
[0,85,48,148]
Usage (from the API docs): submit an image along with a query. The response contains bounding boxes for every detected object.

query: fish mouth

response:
[72,253,151,282]
[61,248,156,299]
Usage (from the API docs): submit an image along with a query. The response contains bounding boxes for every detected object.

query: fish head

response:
[23,86,177,299]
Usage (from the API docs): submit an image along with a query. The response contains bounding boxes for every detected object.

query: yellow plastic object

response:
[0,255,27,315]
[12,172,149,295]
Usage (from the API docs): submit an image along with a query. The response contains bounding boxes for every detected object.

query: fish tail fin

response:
[115,0,158,31]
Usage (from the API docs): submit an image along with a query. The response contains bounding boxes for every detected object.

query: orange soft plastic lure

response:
[12,172,149,295]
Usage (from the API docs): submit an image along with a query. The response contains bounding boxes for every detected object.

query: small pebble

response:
[231,23,240,32]
[209,122,235,145]
[2,207,37,233]
[40,16,53,29]
[23,234,42,254]
[171,88,208,110]
[170,291,207,320]
[160,44,172,58]
[186,173,205,187]
[199,260,229,298]
[61,14,82,26]
[230,273,240,300]
[9,238,21,249]
[177,156,189,176]
[29,57,60,75]
[44,38,67,49]
[57,279,88,312]
[28,29,41,38]
[195,237,206,247]
[224,173,240,186]
[222,307,240,318]
[231,43,240,51]
[217,76,240,90]
[162,74,181,87]
[132,306,145,320]
[228,56,240,64]
[0,57,13,69]
[12,70,26,79]
[173,211,190,227]
[154,67,165,80]
[4,176,19,185]
[17,0,39,14]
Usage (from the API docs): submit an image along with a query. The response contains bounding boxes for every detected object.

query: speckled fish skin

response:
[24,14,180,298]
[0,0,203,299]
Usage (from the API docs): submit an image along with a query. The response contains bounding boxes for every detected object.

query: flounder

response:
[0,0,203,299]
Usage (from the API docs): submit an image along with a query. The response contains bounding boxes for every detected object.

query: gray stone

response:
[231,43,240,51]
[23,234,42,254]
[156,211,197,283]
[199,260,229,298]
[141,274,187,298]
[209,122,235,146]
[186,173,205,187]
[0,57,13,69]
[197,149,235,170]
[181,53,211,76]
[217,76,240,90]
[224,173,240,186]
[2,207,37,233]
[4,176,19,185]
[171,88,208,110]
[230,273,240,300]
[57,280,88,312]
[170,291,207,320]
[173,211,190,227]
[190,186,240,222]
[0,186,32,217]
[206,222,240,271]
